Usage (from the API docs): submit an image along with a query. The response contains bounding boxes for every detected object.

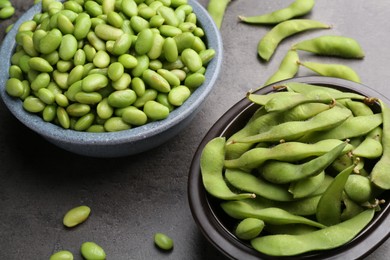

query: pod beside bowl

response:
[188,76,390,259]
[0,0,223,158]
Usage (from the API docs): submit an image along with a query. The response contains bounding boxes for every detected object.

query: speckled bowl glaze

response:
[0,0,223,158]
[188,77,390,259]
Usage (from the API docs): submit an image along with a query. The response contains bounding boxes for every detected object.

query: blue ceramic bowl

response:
[0,0,223,158]
[188,77,390,259]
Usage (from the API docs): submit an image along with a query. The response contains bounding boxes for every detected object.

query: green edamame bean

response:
[112,33,132,55]
[56,60,73,73]
[371,100,390,190]
[143,100,170,120]
[94,24,123,41]
[263,50,299,86]
[67,65,84,86]
[199,49,216,65]
[9,65,23,80]
[261,143,346,184]
[93,50,111,68]
[122,106,148,125]
[118,54,138,69]
[148,33,165,59]
[59,34,78,61]
[80,241,106,260]
[251,209,375,256]
[111,73,131,91]
[21,34,38,57]
[239,0,315,25]
[107,11,123,28]
[75,91,103,105]
[292,35,365,59]
[156,93,175,111]
[235,218,265,240]
[173,31,195,53]
[159,25,182,37]
[104,117,131,131]
[28,57,53,72]
[207,0,231,28]
[73,49,86,66]
[134,28,154,55]
[130,15,149,33]
[149,59,163,70]
[37,88,56,105]
[133,89,158,107]
[5,78,24,97]
[181,48,202,72]
[298,60,361,83]
[154,233,174,251]
[184,72,205,88]
[107,62,124,81]
[23,96,46,113]
[0,5,15,19]
[200,137,255,200]
[157,5,179,26]
[57,13,74,34]
[49,250,74,260]
[66,103,91,117]
[52,70,69,89]
[149,14,165,28]
[63,0,83,13]
[157,69,180,86]
[56,107,71,129]
[63,205,91,227]
[43,104,57,122]
[96,98,114,119]
[107,89,137,108]
[31,72,50,91]
[130,77,145,96]
[168,85,190,106]
[74,13,92,40]
[55,93,69,107]
[82,74,109,92]
[258,19,330,61]
[163,37,178,62]
[74,113,96,131]
[39,28,63,55]
[131,54,150,77]
[142,69,171,93]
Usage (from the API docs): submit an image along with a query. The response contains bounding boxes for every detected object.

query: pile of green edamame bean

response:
[5,0,216,132]
[200,82,390,256]
[236,0,365,86]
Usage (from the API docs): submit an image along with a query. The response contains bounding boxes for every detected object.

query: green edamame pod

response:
[200,137,255,200]
[224,139,353,170]
[225,168,294,202]
[207,0,231,28]
[261,143,346,184]
[258,19,330,61]
[344,174,373,204]
[352,127,383,159]
[251,209,375,256]
[316,164,356,226]
[299,113,383,143]
[289,171,325,199]
[292,35,365,59]
[298,60,361,83]
[371,100,390,190]
[263,50,299,86]
[233,106,351,144]
[221,201,326,228]
[239,0,315,25]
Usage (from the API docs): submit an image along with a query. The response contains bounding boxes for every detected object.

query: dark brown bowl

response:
[188,76,390,259]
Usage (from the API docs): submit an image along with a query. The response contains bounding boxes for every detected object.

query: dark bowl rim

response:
[0,0,223,146]
[188,76,390,260]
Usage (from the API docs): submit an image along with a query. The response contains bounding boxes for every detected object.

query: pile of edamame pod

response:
[236,0,365,86]
[5,0,216,132]
[200,82,390,256]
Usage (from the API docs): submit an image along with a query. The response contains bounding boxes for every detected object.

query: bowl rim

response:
[188,76,390,260]
[0,0,223,146]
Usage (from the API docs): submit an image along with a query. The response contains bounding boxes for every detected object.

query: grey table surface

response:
[0,0,389,259]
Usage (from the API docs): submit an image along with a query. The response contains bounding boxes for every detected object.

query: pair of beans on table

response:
[238,0,364,85]
[5,0,215,132]
[200,82,389,256]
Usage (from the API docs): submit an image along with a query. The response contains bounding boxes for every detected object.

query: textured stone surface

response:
[0,0,389,259]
